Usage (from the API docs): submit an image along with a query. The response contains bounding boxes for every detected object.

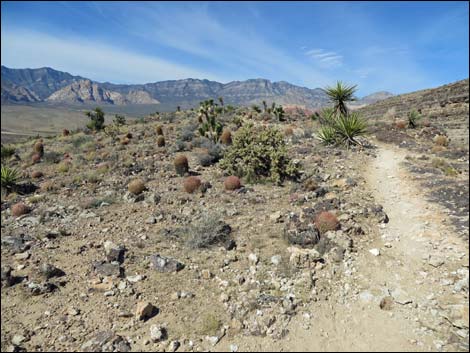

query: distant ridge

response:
[1,65,393,108]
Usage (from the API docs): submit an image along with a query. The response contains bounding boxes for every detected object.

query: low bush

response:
[219,123,299,184]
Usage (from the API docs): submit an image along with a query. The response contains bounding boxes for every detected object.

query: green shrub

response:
[1,145,16,160]
[316,110,367,146]
[85,107,105,131]
[317,126,337,145]
[407,110,421,128]
[113,114,126,126]
[219,123,299,184]
[1,166,20,189]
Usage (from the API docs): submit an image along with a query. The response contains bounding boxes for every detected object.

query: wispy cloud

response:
[1,29,224,84]
[305,48,343,68]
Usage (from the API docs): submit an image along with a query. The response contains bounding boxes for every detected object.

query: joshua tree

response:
[322,81,357,117]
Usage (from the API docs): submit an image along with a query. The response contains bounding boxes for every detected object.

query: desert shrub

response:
[395,120,407,129]
[31,171,44,179]
[156,125,164,136]
[184,213,232,249]
[63,128,70,136]
[197,153,214,167]
[431,158,458,176]
[57,161,71,173]
[1,166,20,189]
[220,123,299,184]
[40,180,57,192]
[315,211,339,234]
[433,135,448,146]
[183,176,201,193]
[179,126,195,142]
[220,129,232,144]
[113,114,126,126]
[198,313,222,335]
[224,176,241,190]
[85,172,101,184]
[173,140,187,152]
[42,151,62,164]
[407,110,421,128]
[71,135,94,150]
[1,145,16,160]
[174,155,189,176]
[157,136,165,147]
[128,179,146,195]
[85,107,105,131]
[11,202,30,217]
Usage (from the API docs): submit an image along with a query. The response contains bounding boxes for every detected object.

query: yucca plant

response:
[273,105,285,121]
[317,126,337,145]
[333,112,368,145]
[1,145,16,160]
[323,81,357,116]
[407,110,421,128]
[1,165,20,190]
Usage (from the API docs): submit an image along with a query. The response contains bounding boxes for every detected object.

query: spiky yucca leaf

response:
[1,165,20,188]
[333,112,368,145]
[317,126,337,145]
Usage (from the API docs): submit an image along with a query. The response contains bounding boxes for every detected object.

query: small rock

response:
[270,211,282,222]
[92,261,122,277]
[150,254,184,273]
[248,253,259,265]
[379,296,394,310]
[168,340,180,352]
[40,263,65,279]
[201,269,212,280]
[126,275,144,283]
[428,256,445,268]
[369,248,380,256]
[271,255,282,265]
[11,335,26,346]
[224,239,236,251]
[103,241,125,263]
[206,336,220,346]
[135,301,158,321]
[149,325,166,342]
[230,344,238,352]
[145,217,157,224]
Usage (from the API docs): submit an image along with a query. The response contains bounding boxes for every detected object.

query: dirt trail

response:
[249,143,469,352]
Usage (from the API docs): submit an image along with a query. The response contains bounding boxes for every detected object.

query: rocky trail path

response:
[243,142,469,352]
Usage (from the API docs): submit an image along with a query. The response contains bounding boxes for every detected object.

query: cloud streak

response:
[1,29,225,84]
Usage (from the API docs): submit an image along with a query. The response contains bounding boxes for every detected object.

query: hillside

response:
[358,78,469,146]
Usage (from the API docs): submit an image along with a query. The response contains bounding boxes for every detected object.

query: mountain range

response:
[1,66,394,109]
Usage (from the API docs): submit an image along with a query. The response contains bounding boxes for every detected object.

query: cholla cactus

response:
[197,100,223,143]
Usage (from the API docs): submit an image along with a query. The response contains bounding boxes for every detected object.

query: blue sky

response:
[1,1,468,96]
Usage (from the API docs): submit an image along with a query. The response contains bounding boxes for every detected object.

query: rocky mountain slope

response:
[1,66,84,101]
[46,80,159,105]
[1,66,392,108]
